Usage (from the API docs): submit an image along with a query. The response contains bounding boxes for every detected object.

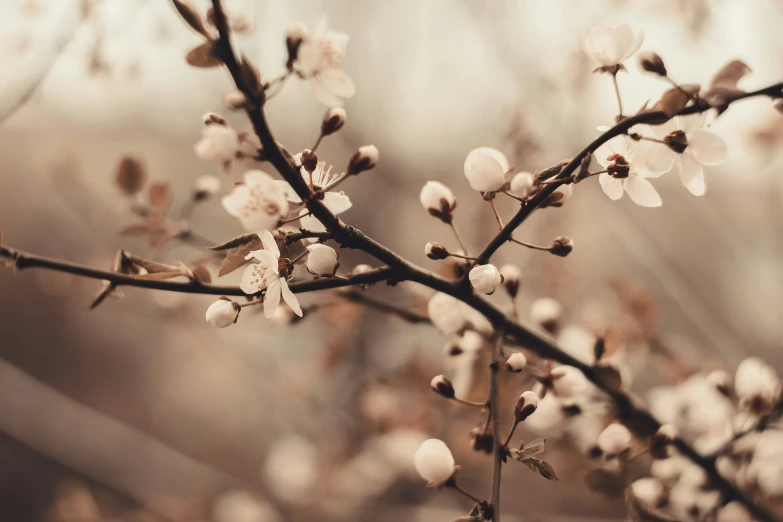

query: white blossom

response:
[509,171,534,198]
[427,292,492,335]
[194,175,222,199]
[194,123,240,164]
[464,147,510,193]
[595,136,662,207]
[630,478,665,507]
[499,264,521,296]
[306,244,338,276]
[734,356,781,414]
[530,297,563,330]
[414,439,456,485]
[263,436,318,504]
[597,422,632,456]
[505,352,527,372]
[205,298,240,328]
[550,365,590,398]
[240,230,302,318]
[645,114,727,196]
[290,156,352,234]
[419,181,456,219]
[222,170,290,231]
[580,25,643,69]
[468,264,502,294]
[515,390,539,421]
[294,18,355,106]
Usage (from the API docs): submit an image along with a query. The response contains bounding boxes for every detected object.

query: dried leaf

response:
[518,438,546,459]
[136,270,184,281]
[119,219,167,237]
[209,232,258,251]
[148,181,173,214]
[704,59,752,103]
[89,283,114,310]
[175,261,195,280]
[186,41,222,68]
[192,265,212,284]
[171,0,211,37]
[651,87,691,119]
[584,468,624,498]
[218,237,262,277]
[593,364,622,392]
[123,253,178,274]
[521,458,558,481]
[115,156,146,196]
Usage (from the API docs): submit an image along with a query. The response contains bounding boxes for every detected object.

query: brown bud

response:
[300,149,318,173]
[321,108,346,136]
[347,145,379,175]
[425,242,449,260]
[285,22,307,69]
[550,237,573,257]
[430,375,455,399]
[202,112,227,126]
[638,51,667,77]
[514,391,539,422]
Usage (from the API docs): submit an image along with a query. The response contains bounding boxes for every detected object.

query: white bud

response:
[306,244,339,276]
[414,439,456,485]
[347,145,379,175]
[550,365,589,397]
[509,171,534,198]
[530,297,563,332]
[514,390,539,421]
[630,478,665,507]
[597,423,632,457]
[222,90,247,110]
[194,124,240,163]
[206,298,240,328]
[499,264,521,297]
[504,352,527,372]
[419,181,456,222]
[425,241,449,260]
[352,264,372,275]
[468,264,502,294]
[321,107,346,136]
[656,423,678,440]
[735,356,781,414]
[194,175,222,200]
[464,147,509,193]
[430,375,455,398]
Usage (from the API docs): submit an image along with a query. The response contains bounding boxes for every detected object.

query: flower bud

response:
[631,478,666,508]
[425,241,449,260]
[300,149,318,173]
[222,90,247,110]
[419,181,456,223]
[504,352,527,372]
[530,297,563,333]
[468,264,502,294]
[306,244,339,276]
[549,365,589,398]
[509,171,535,198]
[347,145,379,175]
[499,264,521,297]
[550,237,573,257]
[707,369,732,398]
[321,108,346,136]
[430,375,455,398]
[638,51,667,77]
[414,439,456,485]
[735,356,781,415]
[205,297,240,328]
[597,423,632,458]
[650,423,678,459]
[202,112,227,126]
[193,175,222,201]
[285,22,308,68]
[352,263,372,275]
[464,147,509,193]
[514,391,539,422]
[469,427,494,454]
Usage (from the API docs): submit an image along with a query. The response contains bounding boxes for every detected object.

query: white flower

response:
[306,243,338,276]
[530,297,563,330]
[294,18,355,107]
[505,352,527,372]
[291,157,352,234]
[734,356,781,414]
[468,264,502,294]
[194,175,222,200]
[414,439,456,485]
[645,114,728,196]
[240,230,302,318]
[550,365,590,398]
[464,147,510,192]
[630,478,665,507]
[509,171,534,198]
[580,25,644,69]
[222,170,290,231]
[597,423,632,456]
[595,136,662,207]
[499,264,522,296]
[194,123,240,164]
[427,292,492,335]
[419,181,456,220]
[205,298,240,328]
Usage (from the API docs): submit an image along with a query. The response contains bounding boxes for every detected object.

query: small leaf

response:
[218,238,261,277]
[209,232,258,251]
[118,219,165,237]
[584,468,624,498]
[186,41,222,68]
[115,156,146,196]
[593,364,622,392]
[136,270,184,281]
[651,87,691,119]
[521,458,559,481]
[175,261,195,280]
[123,253,178,274]
[171,0,211,38]
[518,438,546,459]
[192,265,212,284]
[704,59,752,103]
[148,181,173,214]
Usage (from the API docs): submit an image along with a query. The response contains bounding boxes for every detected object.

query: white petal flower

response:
[306,244,338,276]
[194,175,222,199]
[414,439,456,485]
[580,25,643,68]
[427,292,492,335]
[597,423,632,456]
[468,264,502,294]
[194,124,240,164]
[464,147,509,193]
[735,356,781,414]
[222,171,290,231]
[509,171,535,198]
[205,298,240,328]
[240,230,302,318]
[505,352,527,372]
[420,181,456,219]
[294,18,355,106]
[550,365,590,398]
[595,136,661,207]
[530,297,563,330]
[294,159,352,234]
[630,478,665,507]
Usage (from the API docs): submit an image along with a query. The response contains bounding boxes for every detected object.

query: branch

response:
[488,331,505,522]
[338,290,430,324]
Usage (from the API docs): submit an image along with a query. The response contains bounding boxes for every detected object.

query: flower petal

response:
[643,145,677,175]
[689,131,727,166]
[240,265,259,294]
[221,185,250,217]
[598,173,624,200]
[678,153,706,196]
[677,113,706,135]
[648,119,677,139]
[244,169,273,187]
[239,211,280,232]
[280,280,303,317]
[611,25,635,63]
[246,250,278,271]
[623,176,662,207]
[263,279,282,318]
[259,229,280,258]
[319,68,355,98]
[323,192,352,215]
[300,212,326,234]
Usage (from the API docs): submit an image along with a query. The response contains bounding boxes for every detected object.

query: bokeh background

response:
[1,0,783,520]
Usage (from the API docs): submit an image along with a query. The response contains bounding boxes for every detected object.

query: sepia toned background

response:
[1,0,782,520]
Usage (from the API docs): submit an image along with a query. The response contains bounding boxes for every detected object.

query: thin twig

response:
[488,330,505,522]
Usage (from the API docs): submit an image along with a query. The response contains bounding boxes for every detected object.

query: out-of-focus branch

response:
[338,290,430,324]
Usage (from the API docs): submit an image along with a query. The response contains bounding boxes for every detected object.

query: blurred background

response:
[1,0,783,520]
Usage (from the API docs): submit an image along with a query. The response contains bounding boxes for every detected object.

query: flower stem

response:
[509,237,550,251]
[611,73,623,117]
[487,330,505,522]
[450,483,485,505]
[489,200,504,230]
[449,221,470,257]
